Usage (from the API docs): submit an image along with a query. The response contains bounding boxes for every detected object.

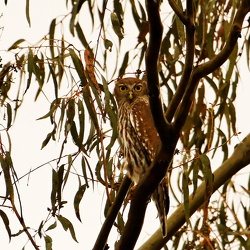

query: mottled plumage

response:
[114,77,169,237]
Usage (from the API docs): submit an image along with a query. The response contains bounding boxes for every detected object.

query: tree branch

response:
[166,0,195,122]
[194,0,250,79]
[138,133,250,250]
[93,176,132,250]
[173,0,250,135]
[117,1,174,249]
[168,0,187,25]
[146,0,171,144]
[12,202,40,250]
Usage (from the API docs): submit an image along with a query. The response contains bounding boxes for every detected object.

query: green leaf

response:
[58,98,66,134]
[191,157,201,197]
[88,79,104,118]
[102,77,118,151]
[75,22,88,48]
[57,215,78,242]
[95,161,105,185]
[226,43,238,84]
[175,13,185,45]
[200,154,213,198]
[69,48,87,86]
[48,63,58,100]
[50,169,58,213]
[58,37,65,86]
[230,73,238,101]
[114,0,124,25]
[247,34,250,69]
[118,51,129,77]
[26,48,34,93]
[69,2,78,35]
[46,221,57,232]
[204,75,218,95]
[218,129,228,162]
[63,155,72,189]
[104,39,113,52]
[33,55,45,100]
[70,121,81,147]
[205,108,215,152]
[106,158,114,182]
[11,228,28,237]
[74,184,87,222]
[6,103,12,130]
[38,220,43,238]
[81,156,89,187]
[26,0,31,26]
[130,0,142,29]
[82,87,99,130]
[41,127,56,149]
[228,99,236,134]
[0,155,14,202]
[49,18,56,58]
[117,212,125,233]
[37,98,61,121]
[111,12,124,40]
[84,119,96,151]
[8,39,26,51]
[78,99,85,148]
[83,156,94,188]
[57,165,64,203]
[5,152,16,175]
[219,202,228,243]
[0,210,11,241]
[66,98,76,125]
[182,167,190,225]
[44,235,53,250]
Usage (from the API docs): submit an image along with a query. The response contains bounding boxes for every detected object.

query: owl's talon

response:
[127,185,137,200]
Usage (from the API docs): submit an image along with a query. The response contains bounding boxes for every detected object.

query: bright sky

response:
[0,1,250,250]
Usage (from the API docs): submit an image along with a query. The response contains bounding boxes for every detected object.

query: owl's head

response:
[114,77,148,105]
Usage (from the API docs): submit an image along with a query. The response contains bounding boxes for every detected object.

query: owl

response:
[114,77,169,237]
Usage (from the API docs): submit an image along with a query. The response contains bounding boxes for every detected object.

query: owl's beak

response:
[128,90,133,99]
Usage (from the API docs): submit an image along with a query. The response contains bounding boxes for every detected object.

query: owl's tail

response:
[152,176,169,237]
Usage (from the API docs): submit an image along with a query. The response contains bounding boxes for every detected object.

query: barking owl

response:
[114,77,169,237]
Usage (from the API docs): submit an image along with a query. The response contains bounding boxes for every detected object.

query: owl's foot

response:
[127,185,137,200]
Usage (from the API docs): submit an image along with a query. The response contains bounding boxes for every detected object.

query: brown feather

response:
[114,77,169,236]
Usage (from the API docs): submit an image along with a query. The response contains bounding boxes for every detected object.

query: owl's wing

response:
[129,97,160,161]
[130,97,169,236]
[152,176,169,237]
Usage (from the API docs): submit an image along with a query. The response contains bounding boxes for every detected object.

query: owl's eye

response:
[134,84,143,92]
[119,85,127,92]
